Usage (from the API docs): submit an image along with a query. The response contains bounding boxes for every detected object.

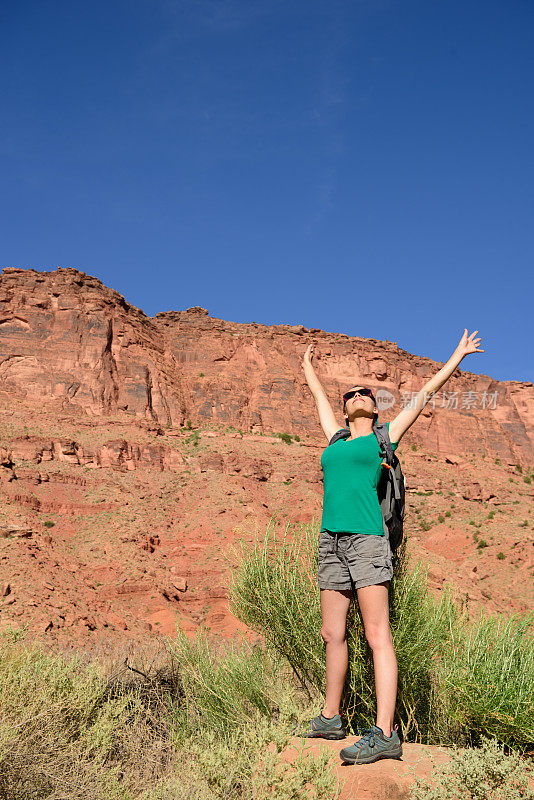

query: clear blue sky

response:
[1,1,532,382]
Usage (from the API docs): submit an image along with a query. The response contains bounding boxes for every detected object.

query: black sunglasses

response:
[343,388,376,403]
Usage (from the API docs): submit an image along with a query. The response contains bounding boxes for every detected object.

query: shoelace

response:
[354,726,377,748]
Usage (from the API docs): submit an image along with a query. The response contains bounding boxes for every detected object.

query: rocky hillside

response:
[0,266,532,652]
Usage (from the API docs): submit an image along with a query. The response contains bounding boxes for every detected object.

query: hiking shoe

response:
[339,724,402,764]
[294,712,347,740]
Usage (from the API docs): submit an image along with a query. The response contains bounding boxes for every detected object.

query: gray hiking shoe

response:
[294,712,346,740]
[339,724,403,764]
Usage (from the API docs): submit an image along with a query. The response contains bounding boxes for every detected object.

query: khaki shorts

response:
[317,530,393,591]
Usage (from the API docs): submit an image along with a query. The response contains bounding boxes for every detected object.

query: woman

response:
[298,329,484,765]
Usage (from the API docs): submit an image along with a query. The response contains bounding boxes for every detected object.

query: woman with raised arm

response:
[297,329,484,765]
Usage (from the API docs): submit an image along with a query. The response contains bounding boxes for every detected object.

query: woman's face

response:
[344,386,377,419]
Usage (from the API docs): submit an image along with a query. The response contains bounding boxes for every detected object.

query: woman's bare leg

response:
[319,587,352,717]
[356,580,397,737]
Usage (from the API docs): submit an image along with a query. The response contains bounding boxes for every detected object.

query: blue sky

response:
[1,0,532,382]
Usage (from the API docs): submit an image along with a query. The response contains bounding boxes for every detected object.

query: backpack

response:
[327,422,406,564]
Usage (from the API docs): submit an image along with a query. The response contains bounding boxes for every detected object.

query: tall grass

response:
[165,627,340,800]
[0,626,175,799]
[227,523,324,694]
[228,520,534,750]
[164,626,294,733]
[0,623,341,800]
[432,610,534,748]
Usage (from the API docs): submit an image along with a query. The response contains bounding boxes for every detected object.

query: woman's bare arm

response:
[302,344,344,443]
[389,329,485,444]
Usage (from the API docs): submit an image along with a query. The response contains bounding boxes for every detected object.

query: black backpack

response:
[328,422,406,563]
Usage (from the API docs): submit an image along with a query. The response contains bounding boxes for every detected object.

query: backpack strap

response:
[328,427,351,446]
[374,423,402,501]
[383,475,393,526]
[390,469,401,501]
[373,422,394,464]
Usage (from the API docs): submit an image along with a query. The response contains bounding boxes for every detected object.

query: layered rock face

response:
[0,267,186,425]
[0,266,532,649]
[0,266,532,464]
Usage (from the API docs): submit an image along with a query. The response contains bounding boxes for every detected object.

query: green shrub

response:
[165,627,279,733]
[438,515,445,524]
[228,524,325,696]
[182,721,341,800]
[229,523,458,743]
[165,625,341,799]
[433,610,534,749]
[487,511,495,519]
[293,435,300,442]
[445,511,451,518]
[0,625,341,800]
[477,539,488,549]
[524,476,532,484]
[409,735,534,800]
[277,433,293,445]
[43,520,55,528]
[381,557,463,746]
[0,626,168,798]
[412,444,418,451]
[228,521,534,750]
[519,520,529,527]
[497,552,505,560]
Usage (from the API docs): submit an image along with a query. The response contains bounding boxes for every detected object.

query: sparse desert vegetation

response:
[1,519,533,798]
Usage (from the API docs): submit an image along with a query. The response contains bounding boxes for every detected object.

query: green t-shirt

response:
[320,421,399,535]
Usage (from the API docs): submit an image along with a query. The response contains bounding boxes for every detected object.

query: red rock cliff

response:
[0,266,532,464]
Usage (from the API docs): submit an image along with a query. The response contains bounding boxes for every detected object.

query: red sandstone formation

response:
[0,266,531,652]
[0,266,531,463]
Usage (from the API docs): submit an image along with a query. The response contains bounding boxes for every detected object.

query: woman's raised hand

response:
[454,328,485,359]
[303,343,315,365]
